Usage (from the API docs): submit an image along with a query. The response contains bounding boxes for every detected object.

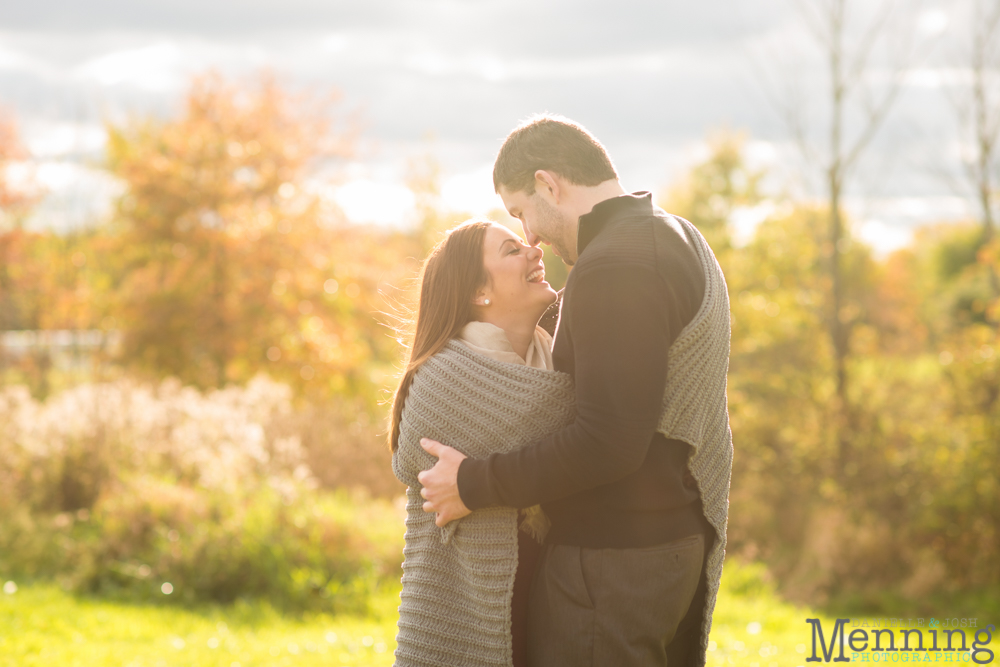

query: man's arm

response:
[420,262,670,523]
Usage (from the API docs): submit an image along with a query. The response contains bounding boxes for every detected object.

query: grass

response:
[0,582,401,667]
[708,561,834,666]
[6,560,984,667]
[707,563,997,665]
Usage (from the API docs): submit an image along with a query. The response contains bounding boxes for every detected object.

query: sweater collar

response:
[577,191,655,256]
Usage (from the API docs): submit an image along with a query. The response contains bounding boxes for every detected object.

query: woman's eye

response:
[508,248,519,255]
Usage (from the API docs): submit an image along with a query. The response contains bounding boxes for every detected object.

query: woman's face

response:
[479,224,557,321]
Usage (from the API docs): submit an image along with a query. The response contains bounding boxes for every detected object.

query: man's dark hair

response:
[493,114,618,194]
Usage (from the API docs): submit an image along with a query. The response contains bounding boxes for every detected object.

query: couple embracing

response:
[390,115,733,667]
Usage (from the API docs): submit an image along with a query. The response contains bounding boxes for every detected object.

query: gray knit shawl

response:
[392,340,575,667]
[657,215,734,665]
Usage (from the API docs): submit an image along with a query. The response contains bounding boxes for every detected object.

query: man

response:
[418,115,733,666]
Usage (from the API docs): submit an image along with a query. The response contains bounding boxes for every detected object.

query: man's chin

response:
[550,244,574,266]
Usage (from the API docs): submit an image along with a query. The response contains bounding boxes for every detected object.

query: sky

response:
[0,0,985,254]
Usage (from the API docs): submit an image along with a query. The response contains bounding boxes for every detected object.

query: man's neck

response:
[571,180,628,220]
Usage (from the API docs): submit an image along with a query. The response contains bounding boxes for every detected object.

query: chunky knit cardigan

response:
[392,341,576,667]
[656,215,734,664]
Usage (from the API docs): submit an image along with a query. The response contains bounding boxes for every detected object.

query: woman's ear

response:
[472,290,491,307]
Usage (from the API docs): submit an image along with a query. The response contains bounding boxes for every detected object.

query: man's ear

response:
[533,170,562,204]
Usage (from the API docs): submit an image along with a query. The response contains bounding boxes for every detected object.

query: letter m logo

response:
[806,619,850,662]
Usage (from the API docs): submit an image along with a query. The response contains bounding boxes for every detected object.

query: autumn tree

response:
[108,73,407,401]
[951,0,1000,303]
[0,110,43,330]
[659,131,764,258]
[0,111,37,228]
[958,0,1000,242]
[753,0,920,475]
[666,132,1000,602]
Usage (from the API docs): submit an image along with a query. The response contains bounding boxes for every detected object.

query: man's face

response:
[498,185,578,266]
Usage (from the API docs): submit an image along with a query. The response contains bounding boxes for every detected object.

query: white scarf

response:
[456,321,554,371]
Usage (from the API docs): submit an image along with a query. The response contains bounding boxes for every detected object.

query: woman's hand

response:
[418,438,471,526]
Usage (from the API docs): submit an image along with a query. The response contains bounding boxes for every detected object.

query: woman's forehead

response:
[486,224,521,246]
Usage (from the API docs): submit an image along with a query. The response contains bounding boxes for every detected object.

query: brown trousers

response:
[526,533,705,667]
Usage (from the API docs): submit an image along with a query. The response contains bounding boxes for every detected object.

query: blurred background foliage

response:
[664,132,999,612]
[0,73,997,618]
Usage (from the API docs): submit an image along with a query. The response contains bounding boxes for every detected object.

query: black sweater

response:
[457,192,708,548]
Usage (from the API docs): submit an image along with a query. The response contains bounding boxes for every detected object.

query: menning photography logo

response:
[805,618,996,664]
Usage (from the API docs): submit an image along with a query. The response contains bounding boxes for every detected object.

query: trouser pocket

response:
[528,535,705,667]
[526,544,594,667]
[591,534,705,666]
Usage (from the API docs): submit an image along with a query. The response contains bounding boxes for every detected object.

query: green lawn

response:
[0,584,401,667]
[0,563,843,667]
[707,562,827,666]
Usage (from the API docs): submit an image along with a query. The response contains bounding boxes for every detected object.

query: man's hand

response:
[417,438,471,527]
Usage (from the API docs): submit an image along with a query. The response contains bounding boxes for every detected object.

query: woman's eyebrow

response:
[499,238,518,254]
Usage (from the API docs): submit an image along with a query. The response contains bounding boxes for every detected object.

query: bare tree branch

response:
[742,15,823,174]
[844,0,898,87]
[962,0,1000,239]
[792,0,836,52]
[757,0,920,464]
[842,75,903,172]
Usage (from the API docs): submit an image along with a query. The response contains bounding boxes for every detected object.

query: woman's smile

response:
[478,225,557,321]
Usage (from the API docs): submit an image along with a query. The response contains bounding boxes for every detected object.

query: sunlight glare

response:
[333,179,415,226]
[917,8,949,36]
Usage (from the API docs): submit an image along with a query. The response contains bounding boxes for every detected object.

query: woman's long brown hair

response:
[389,220,491,452]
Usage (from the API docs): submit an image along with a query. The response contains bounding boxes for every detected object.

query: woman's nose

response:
[527,244,543,261]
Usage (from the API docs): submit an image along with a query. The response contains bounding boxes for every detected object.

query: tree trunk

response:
[828,0,852,474]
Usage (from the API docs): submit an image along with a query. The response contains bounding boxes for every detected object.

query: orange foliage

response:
[0,111,38,217]
[107,73,415,402]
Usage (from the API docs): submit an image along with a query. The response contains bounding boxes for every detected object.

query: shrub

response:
[0,376,405,612]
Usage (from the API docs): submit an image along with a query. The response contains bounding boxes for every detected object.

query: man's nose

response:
[521,221,540,246]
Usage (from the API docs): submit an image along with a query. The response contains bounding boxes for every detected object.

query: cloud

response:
[0,0,409,34]
[22,120,106,157]
[24,161,125,233]
[401,50,690,82]
[0,0,985,240]
[917,7,950,36]
[74,42,186,91]
[0,43,51,75]
[902,68,974,88]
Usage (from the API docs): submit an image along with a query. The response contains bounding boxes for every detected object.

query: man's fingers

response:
[415,439,467,527]
[422,501,454,526]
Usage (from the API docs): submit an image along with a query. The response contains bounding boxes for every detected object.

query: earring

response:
[484,299,491,306]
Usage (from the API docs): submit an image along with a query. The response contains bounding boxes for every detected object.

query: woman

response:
[390,219,575,667]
